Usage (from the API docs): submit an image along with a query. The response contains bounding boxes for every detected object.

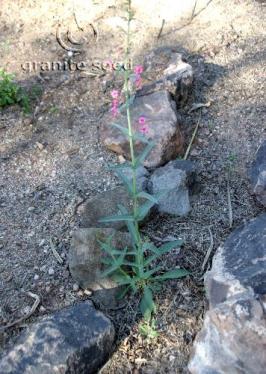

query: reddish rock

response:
[99,90,184,168]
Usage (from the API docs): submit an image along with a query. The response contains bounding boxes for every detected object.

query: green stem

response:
[124,0,143,276]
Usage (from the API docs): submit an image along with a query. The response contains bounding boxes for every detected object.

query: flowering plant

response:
[99,0,188,329]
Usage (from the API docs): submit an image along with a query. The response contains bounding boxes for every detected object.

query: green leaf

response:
[113,169,133,195]
[100,264,121,278]
[98,213,134,223]
[136,199,155,221]
[136,191,158,204]
[111,123,130,137]
[140,286,156,320]
[118,94,135,112]
[133,132,149,144]
[136,141,155,166]
[154,268,189,281]
[142,265,162,279]
[118,205,139,245]
[144,240,184,266]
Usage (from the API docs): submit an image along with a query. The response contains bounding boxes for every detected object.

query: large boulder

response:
[248,140,266,208]
[69,228,131,307]
[188,214,266,374]
[148,159,197,216]
[0,301,115,374]
[100,90,184,168]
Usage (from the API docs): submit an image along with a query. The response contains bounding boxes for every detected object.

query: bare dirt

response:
[0,0,265,373]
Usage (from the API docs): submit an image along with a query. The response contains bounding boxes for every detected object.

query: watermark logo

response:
[56,23,97,54]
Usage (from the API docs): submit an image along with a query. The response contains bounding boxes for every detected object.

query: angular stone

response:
[0,301,115,374]
[121,165,149,192]
[206,213,266,302]
[148,159,196,216]
[139,53,193,106]
[248,140,266,208]
[78,180,149,230]
[189,293,266,374]
[79,187,133,230]
[69,228,131,307]
[188,214,266,374]
[100,90,184,168]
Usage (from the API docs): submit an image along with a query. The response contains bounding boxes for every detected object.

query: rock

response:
[139,53,193,106]
[248,140,266,208]
[69,228,131,307]
[0,301,115,374]
[79,187,133,230]
[100,90,184,168]
[79,181,148,229]
[148,159,196,216]
[121,165,149,192]
[188,214,266,374]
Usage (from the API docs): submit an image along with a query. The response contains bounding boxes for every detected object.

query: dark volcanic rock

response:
[248,140,266,208]
[0,301,115,374]
[100,90,184,168]
[189,214,266,374]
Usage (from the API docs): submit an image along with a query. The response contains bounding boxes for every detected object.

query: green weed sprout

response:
[0,69,30,113]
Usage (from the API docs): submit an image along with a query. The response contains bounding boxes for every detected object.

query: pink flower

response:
[111,90,119,99]
[139,125,148,135]
[112,99,119,106]
[138,116,146,125]
[111,106,119,116]
[134,65,144,75]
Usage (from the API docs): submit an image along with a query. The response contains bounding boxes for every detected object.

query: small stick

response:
[184,112,201,160]
[157,19,165,39]
[227,179,233,228]
[50,238,64,264]
[201,227,214,271]
[0,292,40,332]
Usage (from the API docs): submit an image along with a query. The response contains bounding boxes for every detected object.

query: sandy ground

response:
[0,0,265,372]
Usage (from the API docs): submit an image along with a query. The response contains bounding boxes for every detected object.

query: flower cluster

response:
[111,90,120,117]
[134,65,144,89]
[138,116,148,134]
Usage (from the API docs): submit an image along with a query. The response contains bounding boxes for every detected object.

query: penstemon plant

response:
[99,0,188,330]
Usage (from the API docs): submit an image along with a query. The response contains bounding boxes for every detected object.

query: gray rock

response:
[121,165,149,192]
[69,228,131,307]
[0,301,115,374]
[142,50,193,106]
[79,187,133,230]
[148,159,196,216]
[188,214,266,374]
[248,140,266,208]
[100,90,184,168]
[79,182,149,230]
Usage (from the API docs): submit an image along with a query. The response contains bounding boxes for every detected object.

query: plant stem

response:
[124,0,143,275]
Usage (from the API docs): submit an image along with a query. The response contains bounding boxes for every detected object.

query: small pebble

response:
[48,267,55,276]
[39,306,46,312]
[33,274,39,281]
[84,289,92,296]
[73,283,79,292]
[77,290,84,297]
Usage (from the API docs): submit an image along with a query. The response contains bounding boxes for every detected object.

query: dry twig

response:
[184,112,201,160]
[0,292,40,332]
[201,227,214,271]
